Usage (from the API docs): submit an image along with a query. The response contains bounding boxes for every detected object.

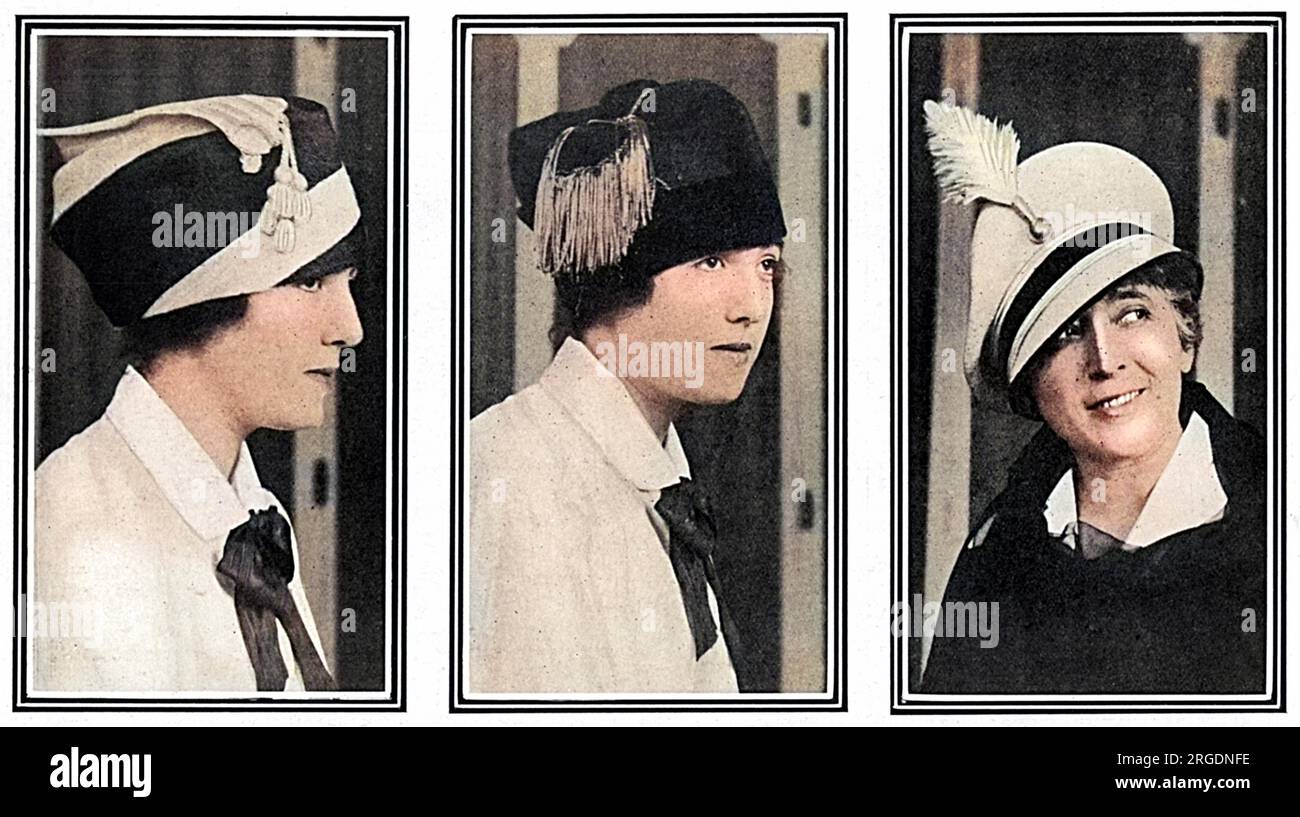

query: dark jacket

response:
[922,380,1267,694]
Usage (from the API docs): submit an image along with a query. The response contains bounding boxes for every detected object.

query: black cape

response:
[922,380,1267,694]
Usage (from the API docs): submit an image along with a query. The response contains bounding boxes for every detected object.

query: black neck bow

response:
[217,508,335,691]
[655,478,740,662]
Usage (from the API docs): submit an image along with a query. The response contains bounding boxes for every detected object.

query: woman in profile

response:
[33,94,364,692]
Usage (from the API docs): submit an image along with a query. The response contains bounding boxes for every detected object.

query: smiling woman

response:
[1026,274,1197,467]
[1022,261,1208,556]
[919,101,1266,694]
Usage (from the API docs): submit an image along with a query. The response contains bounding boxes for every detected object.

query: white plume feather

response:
[923,99,1021,208]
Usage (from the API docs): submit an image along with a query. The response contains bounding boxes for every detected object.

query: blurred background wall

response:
[469,32,829,691]
[34,34,392,690]
[908,32,1270,685]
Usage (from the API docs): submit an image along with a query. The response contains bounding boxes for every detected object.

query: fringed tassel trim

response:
[533,104,656,278]
[258,115,312,253]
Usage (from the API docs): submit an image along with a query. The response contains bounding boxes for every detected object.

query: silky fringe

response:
[533,115,655,278]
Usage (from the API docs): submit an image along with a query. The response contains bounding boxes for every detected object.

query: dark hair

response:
[1008,251,1204,418]
[122,294,250,376]
[122,259,359,376]
[549,267,657,353]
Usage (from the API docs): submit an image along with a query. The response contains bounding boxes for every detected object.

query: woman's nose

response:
[325,278,364,348]
[1086,322,1125,379]
[724,264,770,326]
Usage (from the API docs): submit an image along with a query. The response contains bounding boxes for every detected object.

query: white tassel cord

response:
[258,115,313,253]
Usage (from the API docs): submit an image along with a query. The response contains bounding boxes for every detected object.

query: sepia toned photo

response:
[892,15,1281,711]
[453,16,845,707]
[16,18,407,707]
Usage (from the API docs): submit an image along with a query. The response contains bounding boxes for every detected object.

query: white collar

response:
[105,366,282,546]
[1043,411,1229,550]
[540,337,691,492]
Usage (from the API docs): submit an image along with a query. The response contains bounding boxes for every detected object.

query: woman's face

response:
[599,245,779,407]
[1028,283,1194,465]
[197,267,364,432]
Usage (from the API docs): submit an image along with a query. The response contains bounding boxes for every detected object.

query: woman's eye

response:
[697,256,724,270]
[1118,307,1150,325]
[297,278,323,293]
[1056,321,1085,342]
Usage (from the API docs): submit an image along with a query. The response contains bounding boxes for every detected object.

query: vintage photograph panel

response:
[454,16,845,709]
[17,18,407,708]
[894,16,1281,712]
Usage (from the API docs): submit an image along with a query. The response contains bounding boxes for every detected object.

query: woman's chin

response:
[1080,417,1171,462]
[682,382,747,406]
[264,404,327,432]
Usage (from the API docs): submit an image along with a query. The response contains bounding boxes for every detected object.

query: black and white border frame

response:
[451,13,848,713]
[13,15,409,712]
[890,12,1285,715]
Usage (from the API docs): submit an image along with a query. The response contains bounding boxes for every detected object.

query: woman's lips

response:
[1088,387,1145,414]
[711,342,753,353]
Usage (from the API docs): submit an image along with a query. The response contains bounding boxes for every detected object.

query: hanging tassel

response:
[533,96,657,278]
[275,219,296,253]
[257,116,313,252]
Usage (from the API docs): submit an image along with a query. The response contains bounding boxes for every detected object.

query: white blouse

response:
[31,366,326,693]
[468,337,738,694]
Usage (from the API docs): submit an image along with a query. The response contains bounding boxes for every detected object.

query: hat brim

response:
[142,167,361,318]
[1006,234,1182,385]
